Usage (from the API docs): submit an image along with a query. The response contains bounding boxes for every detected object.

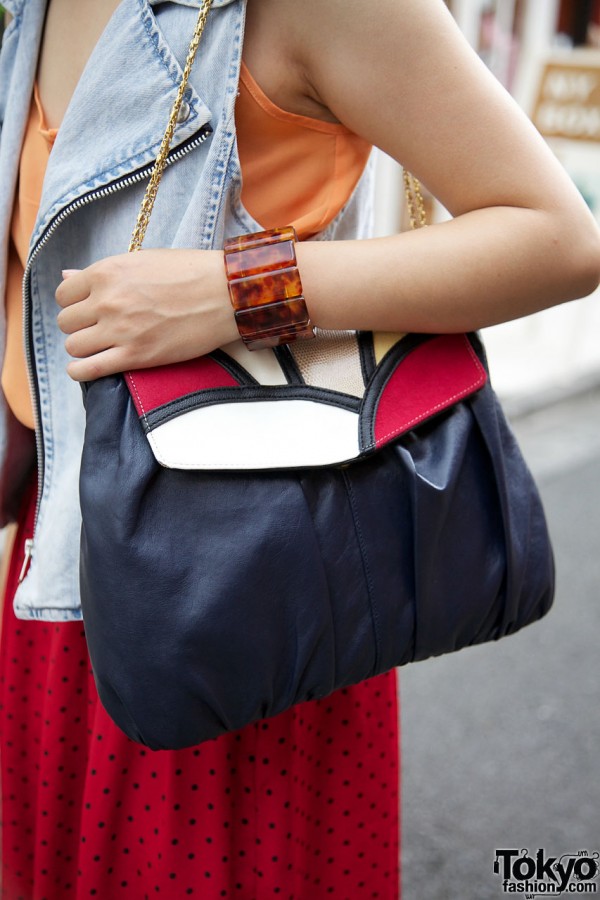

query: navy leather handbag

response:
[78,2,554,750]
[80,330,554,751]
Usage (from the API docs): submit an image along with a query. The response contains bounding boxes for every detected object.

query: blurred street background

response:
[401,387,600,899]
[374,2,600,897]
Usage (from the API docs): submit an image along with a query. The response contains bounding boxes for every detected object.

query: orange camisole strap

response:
[2,70,372,430]
[2,87,57,430]
[236,61,372,240]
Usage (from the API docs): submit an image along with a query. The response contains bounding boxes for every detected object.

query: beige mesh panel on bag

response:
[290,330,365,398]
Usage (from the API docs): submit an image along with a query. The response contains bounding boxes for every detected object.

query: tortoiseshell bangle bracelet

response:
[223,226,315,351]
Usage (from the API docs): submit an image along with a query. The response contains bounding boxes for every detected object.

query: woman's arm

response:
[56,0,600,381]
[292,0,600,332]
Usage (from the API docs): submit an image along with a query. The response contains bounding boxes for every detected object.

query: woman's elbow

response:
[552,209,600,302]
[572,225,600,299]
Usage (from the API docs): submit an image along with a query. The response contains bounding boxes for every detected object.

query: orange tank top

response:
[2,87,57,429]
[2,67,372,430]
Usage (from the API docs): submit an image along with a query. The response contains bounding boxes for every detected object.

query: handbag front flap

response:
[124,331,487,470]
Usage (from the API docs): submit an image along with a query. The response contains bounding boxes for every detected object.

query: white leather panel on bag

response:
[147,400,360,469]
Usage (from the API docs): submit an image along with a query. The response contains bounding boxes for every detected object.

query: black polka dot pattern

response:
[0,482,400,899]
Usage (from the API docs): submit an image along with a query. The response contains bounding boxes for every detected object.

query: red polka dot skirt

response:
[0,480,400,899]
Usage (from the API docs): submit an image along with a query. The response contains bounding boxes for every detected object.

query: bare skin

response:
[36,0,122,128]
[36,0,600,381]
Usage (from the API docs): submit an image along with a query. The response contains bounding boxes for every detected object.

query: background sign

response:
[533,53,600,142]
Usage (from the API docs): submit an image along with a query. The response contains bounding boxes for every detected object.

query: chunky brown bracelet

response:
[223,226,315,351]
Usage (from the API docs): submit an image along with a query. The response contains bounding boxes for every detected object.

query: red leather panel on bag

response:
[373,334,487,448]
[126,357,240,418]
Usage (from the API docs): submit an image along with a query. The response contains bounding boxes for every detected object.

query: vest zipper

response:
[18,124,213,584]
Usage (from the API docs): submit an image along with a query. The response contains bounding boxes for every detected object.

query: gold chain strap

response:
[402,169,428,230]
[129,0,214,253]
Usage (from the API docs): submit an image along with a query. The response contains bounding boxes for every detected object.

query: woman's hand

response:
[55,249,239,381]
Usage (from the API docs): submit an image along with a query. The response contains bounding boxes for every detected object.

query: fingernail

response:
[62,269,81,279]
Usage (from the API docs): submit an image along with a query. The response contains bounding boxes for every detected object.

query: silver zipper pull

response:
[18,539,34,584]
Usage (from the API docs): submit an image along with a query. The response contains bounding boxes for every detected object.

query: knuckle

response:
[91,257,114,279]
[64,334,79,356]
[88,362,105,380]
[71,360,101,382]
[96,254,127,282]
[66,362,82,382]
[55,283,69,307]
[96,289,127,317]
[56,311,68,334]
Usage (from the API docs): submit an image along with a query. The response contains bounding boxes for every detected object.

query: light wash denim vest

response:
[0,0,375,620]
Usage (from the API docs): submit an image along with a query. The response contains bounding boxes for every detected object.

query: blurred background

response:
[380,2,600,898]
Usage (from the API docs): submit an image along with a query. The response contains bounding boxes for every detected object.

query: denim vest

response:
[0,0,375,620]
